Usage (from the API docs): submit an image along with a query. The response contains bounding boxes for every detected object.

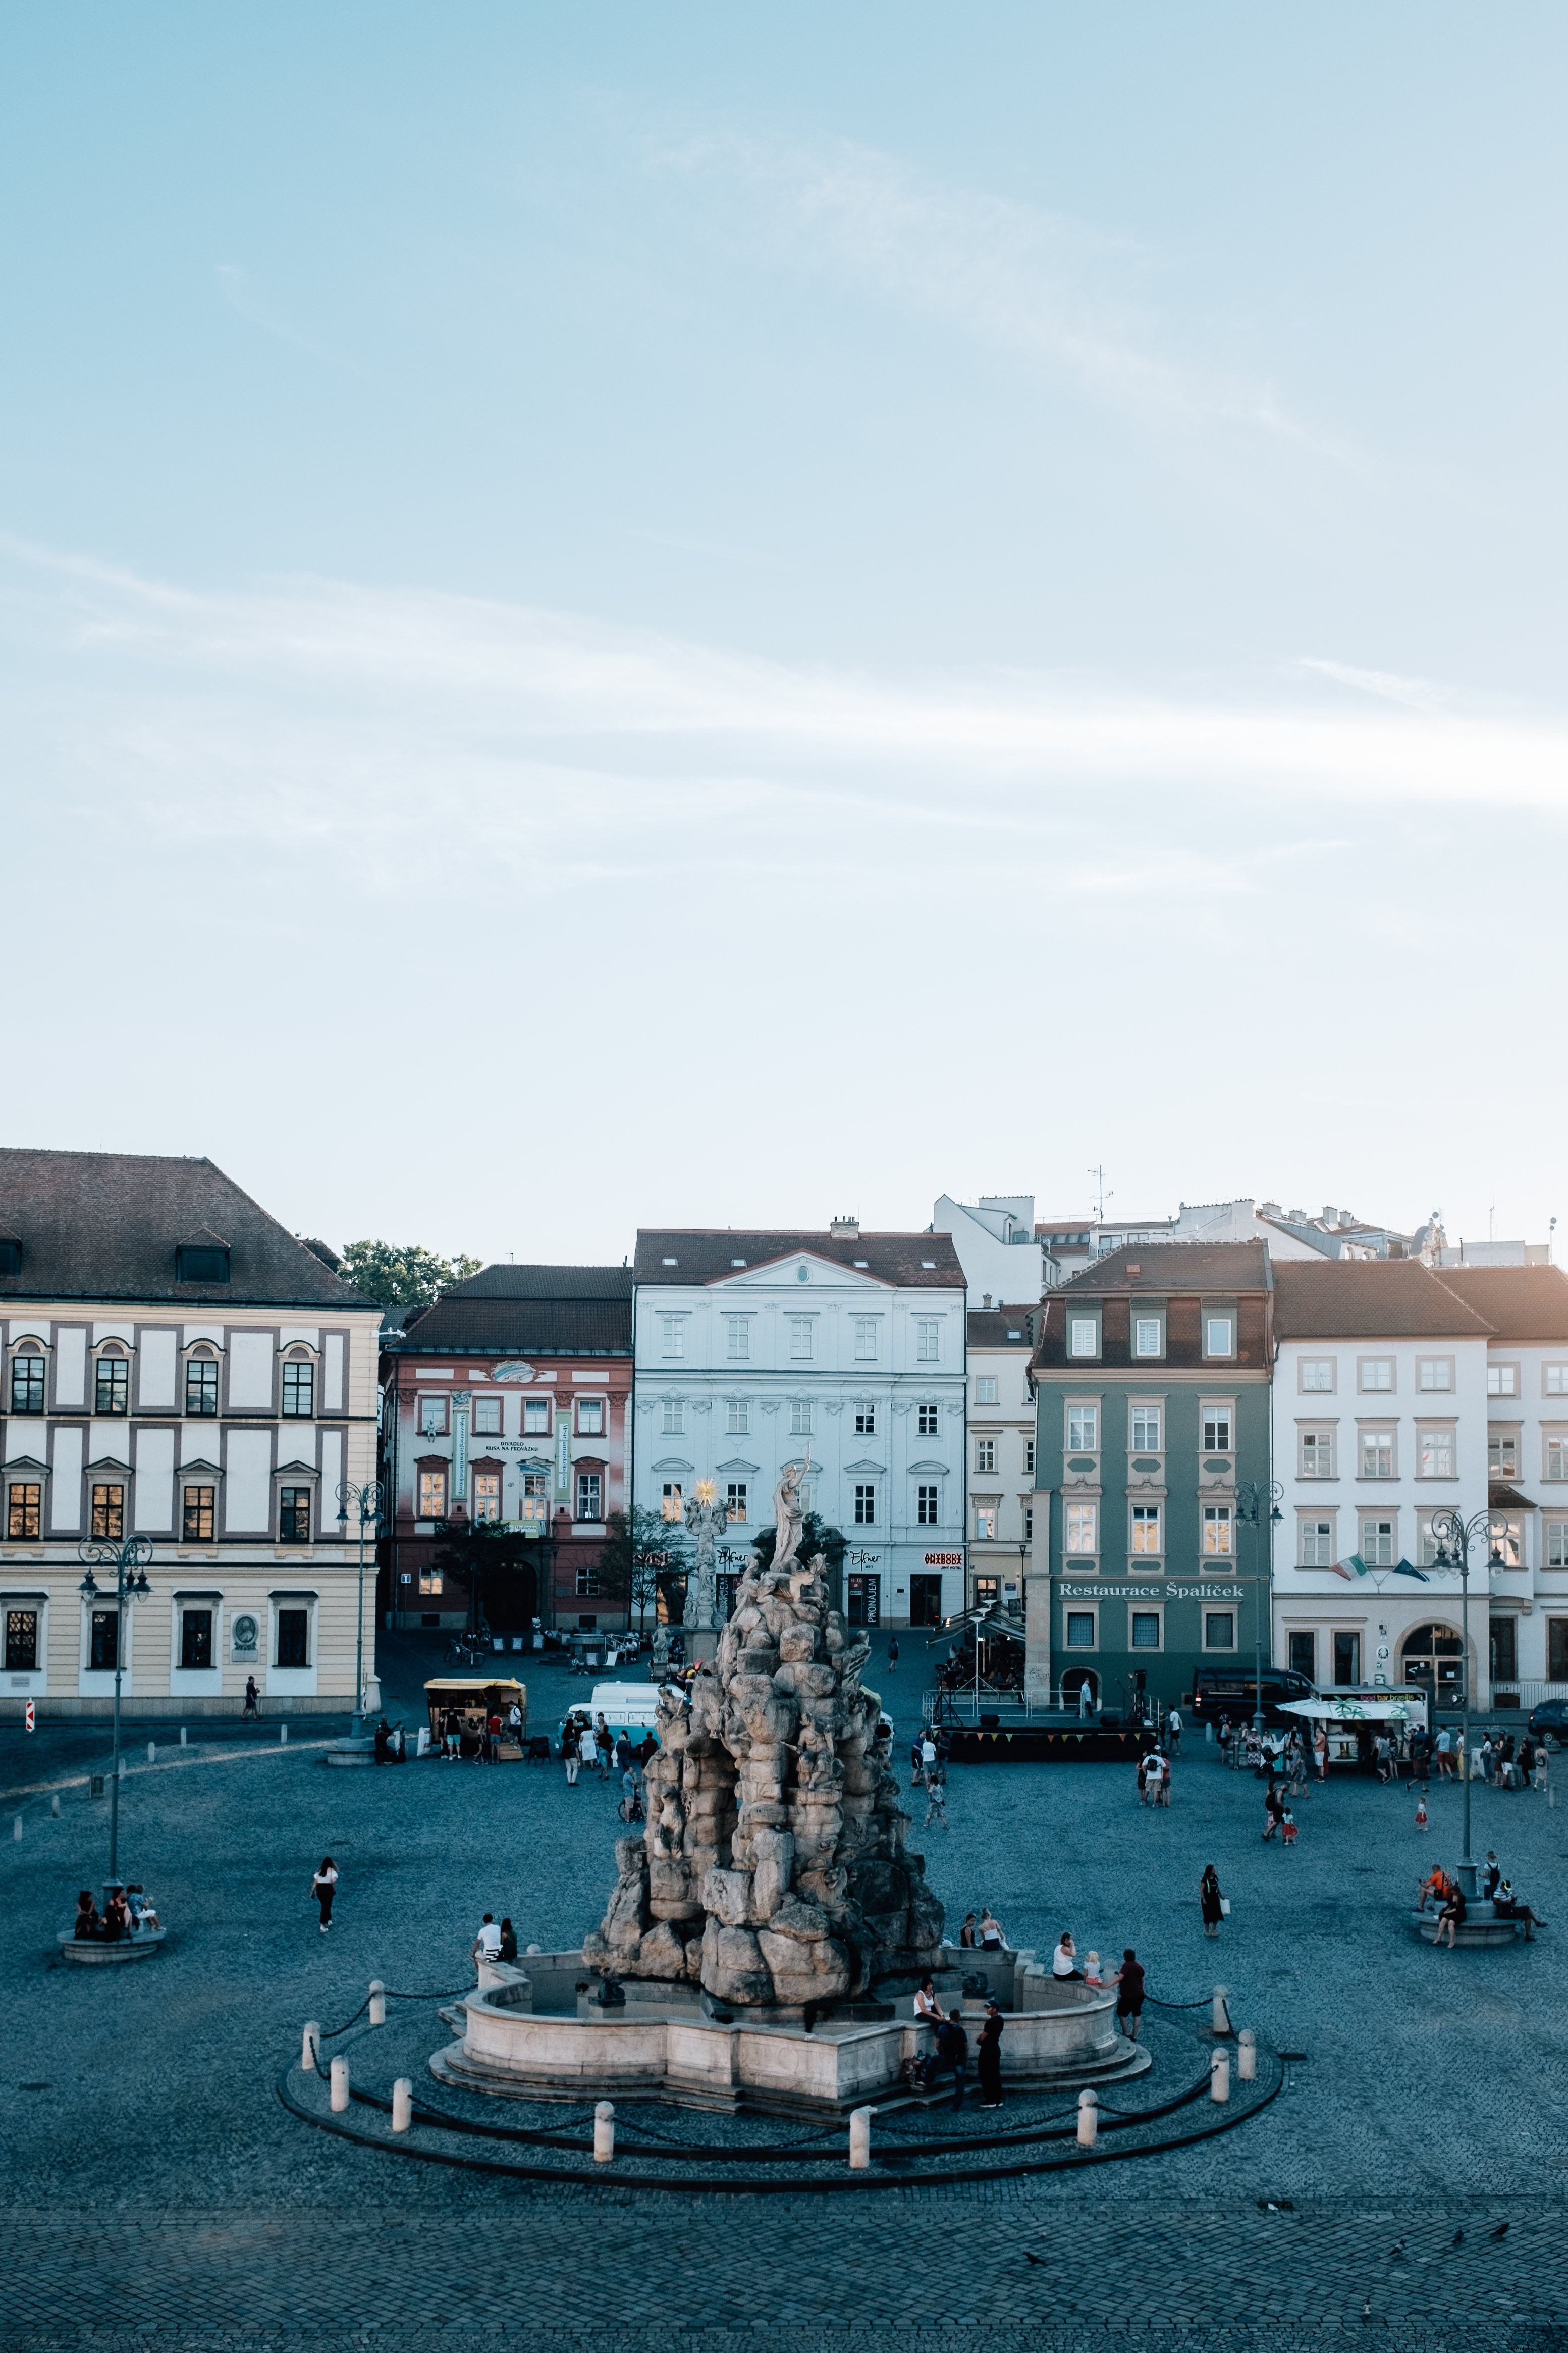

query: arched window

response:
[1399,1622,1465,1705]
[281,1346,316,1420]
[8,1341,45,1416]
[93,1343,130,1418]
[184,1345,220,1418]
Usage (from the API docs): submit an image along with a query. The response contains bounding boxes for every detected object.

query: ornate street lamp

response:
[336,1479,385,1736]
[77,1532,153,1883]
[1430,1504,1507,1896]
[1234,1481,1284,1734]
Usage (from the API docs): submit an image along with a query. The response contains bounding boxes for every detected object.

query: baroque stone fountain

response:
[431,1462,1148,2113]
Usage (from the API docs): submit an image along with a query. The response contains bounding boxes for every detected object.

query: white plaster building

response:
[632,1225,967,1629]
[0,1151,383,1717]
[933,1194,1044,1306]
[1271,1259,1498,1709]
[965,1307,1036,1616]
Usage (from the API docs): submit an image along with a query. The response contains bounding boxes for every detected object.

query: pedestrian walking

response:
[1479,1735,1495,1784]
[910,1736,926,1790]
[886,1637,899,1672]
[487,1711,502,1764]
[1435,1726,1453,1780]
[1314,1724,1329,1782]
[1535,1746,1550,1795]
[977,2002,1004,2109]
[1280,1807,1299,1847]
[1415,1794,1429,1832]
[1158,1753,1173,1807]
[1262,1783,1284,1841]
[937,2009,969,2109]
[311,1856,338,1934]
[1136,1752,1150,1804]
[443,1706,461,1761]
[1199,1862,1225,1937]
[594,1714,614,1777]
[1166,1706,1182,1756]
[242,1675,260,1720]
[920,1732,938,1783]
[1113,1948,1146,2043]
[562,1721,581,1786]
[1077,1680,1094,1720]
[923,1765,949,1829]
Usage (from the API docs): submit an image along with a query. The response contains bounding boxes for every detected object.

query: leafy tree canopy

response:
[597,1506,688,1614]
[339,1239,483,1310]
[749,1510,847,1578]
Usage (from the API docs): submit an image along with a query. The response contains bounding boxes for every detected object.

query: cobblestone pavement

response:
[6,1636,1568,2347]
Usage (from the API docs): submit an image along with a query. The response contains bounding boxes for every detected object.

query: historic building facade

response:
[0,1149,382,1716]
[964,1306,1037,1617]
[1027,1242,1273,1712]
[380,1266,634,1632]
[632,1225,966,1629]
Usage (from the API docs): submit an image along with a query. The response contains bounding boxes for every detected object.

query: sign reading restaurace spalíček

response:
[1055,1582,1246,1602]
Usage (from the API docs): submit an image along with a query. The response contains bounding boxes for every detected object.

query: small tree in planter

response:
[596,1507,688,1635]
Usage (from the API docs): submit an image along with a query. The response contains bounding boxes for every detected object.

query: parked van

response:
[557,1682,666,1749]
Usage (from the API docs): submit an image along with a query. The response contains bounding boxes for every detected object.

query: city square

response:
[6,1630,1568,2350]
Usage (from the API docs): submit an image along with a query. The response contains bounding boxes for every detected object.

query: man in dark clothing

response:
[1115,1949,1146,2043]
[977,2002,1005,2109]
[930,2009,969,2108]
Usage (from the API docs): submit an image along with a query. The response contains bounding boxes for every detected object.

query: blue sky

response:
[3,6,1565,1261]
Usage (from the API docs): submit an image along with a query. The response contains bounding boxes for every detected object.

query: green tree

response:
[749,1510,848,1609]
[428,1517,539,1634]
[338,1239,483,1311]
[597,1507,688,1632]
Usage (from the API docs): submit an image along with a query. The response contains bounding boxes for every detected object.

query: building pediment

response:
[843,1457,887,1476]
[84,1455,134,1477]
[713,1253,891,1292]
[649,1456,694,1474]
[906,1458,950,1475]
[1,1454,50,1478]
[176,1457,224,1480]
[715,1458,760,1475]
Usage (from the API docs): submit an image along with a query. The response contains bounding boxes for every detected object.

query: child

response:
[1084,1951,1104,1988]
[1415,1795,1429,1832]
[1280,1809,1298,1847]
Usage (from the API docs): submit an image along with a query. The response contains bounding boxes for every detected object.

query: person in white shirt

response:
[1166,1707,1183,1755]
[1051,1931,1084,1981]
[473,1913,503,1964]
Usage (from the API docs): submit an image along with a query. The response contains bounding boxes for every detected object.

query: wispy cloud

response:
[1297,656,1451,713]
[656,130,1347,459]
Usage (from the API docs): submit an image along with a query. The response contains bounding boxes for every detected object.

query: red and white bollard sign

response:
[24,1701,34,1732]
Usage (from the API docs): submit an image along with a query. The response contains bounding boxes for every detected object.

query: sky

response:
[3,5,1566,1265]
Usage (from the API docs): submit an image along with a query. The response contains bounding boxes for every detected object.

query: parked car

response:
[1527,1696,1568,1746]
[1191,1664,1316,1726]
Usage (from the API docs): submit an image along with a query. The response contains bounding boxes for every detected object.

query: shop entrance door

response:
[909,1574,944,1626]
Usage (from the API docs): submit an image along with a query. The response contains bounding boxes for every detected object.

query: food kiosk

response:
[424,1678,528,1759]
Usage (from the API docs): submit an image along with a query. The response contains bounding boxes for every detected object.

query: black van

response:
[1191,1664,1315,1725]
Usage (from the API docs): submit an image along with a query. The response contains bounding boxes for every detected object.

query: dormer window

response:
[94,1347,130,1417]
[176,1244,230,1284]
[0,1239,21,1277]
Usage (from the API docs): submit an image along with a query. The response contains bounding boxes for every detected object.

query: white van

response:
[558,1682,666,1748]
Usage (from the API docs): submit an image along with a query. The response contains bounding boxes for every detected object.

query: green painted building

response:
[1024,1242,1275,1717]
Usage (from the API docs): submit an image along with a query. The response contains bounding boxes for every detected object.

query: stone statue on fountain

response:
[681,1481,729,1633]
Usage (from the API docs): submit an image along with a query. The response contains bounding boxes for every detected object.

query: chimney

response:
[830,1215,860,1240]
[982,1292,992,1309]
[1321,1207,1338,1228]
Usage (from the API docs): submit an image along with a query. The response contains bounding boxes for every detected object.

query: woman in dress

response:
[1199,1863,1225,1938]
[976,2003,1005,2110]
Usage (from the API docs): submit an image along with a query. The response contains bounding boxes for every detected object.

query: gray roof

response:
[442,1264,634,1302]
[634,1231,965,1287]
[388,1280,632,1358]
[967,1309,1035,1348]
[1273,1259,1492,1339]
[1054,1241,1271,1294]
[0,1148,378,1312]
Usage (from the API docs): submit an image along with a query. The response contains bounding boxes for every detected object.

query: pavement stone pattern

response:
[5,1630,1568,2348]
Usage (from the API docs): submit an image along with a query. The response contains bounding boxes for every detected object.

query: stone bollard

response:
[1210,2048,1230,2104]
[12,1815,20,1842]
[147,1741,156,1764]
[392,2078,413,2133]
[1076,2088,1098,2147]
[180,1727,188,1747]
[50,1795,60,1818]
[1237,2029,1257,2082]
[1206,1721,1215,1743]
[302,2022,321,2073]
[1212,1986,1233,2037]
[526,1943,542,1954]
[368,1980,386,2027]
[593,2101,616,2163]
[279,1724,288,1744]
[849,2106,873,2170]
[330,2056,350,2113]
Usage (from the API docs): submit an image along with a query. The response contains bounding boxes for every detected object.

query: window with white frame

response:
[1418,1512,1443,1567]
[1202,1406,1232,1452]
[1418,1426,1455,1478]
[975,1375,998,1404]
[726,1397,749,1435]
[575,1471,602,1523]
[789,1316,814,1362]
[1417,1358,1453,1392]
[1489,1432,1519,1480]
[1131,1503,1161,1555]
[725,1317,750,1362]
[662,1397,685,1435]
[1546,1365,1568,1396]
[1361,1516,1395,1567]
[1204,1315,1234,1358]
[417,1469,445,1518]
[281,1352,315,1418]
[854,1318,878,1362]
[853,1483,876,1525]
[474,1472,503,1522]
[1068,1316,1098,1359]
[1488,1364,1519,1397]
[917,1484,940,1525]
[660,1315,685,1359]
[661,1482,683,1522]
[1130,1405,1160,1452]
[1067,1403,1099,1451]
[917,1402,940,1436]
[1134,1316,1162,1358]
[726,1482,748,1524]
[1359,1358,1394,1393]
[1360,1429,1395,1479]
[419,1394,449,1436]
[577,1399,605,1436]
[523,1398,550,1434]
[1300,1428,1335,1478]
[974,1505,996,1540]
[1024,1439,1035,1474]
[789,1398,813,1437]
[1300,1359,1335,1393]
[975,1437,995,1473]
[1546,1519,1568,1566]
[1548,1435,1568,1482]
[473,1396,502,1435]
[1066,1502,1098,1554]
[1202,1504,1233,1556]
[854,1403,876,1435]
[1023,1505,1034,1541]
[916,1319,941,1363]
[1300,1518,1335,1567]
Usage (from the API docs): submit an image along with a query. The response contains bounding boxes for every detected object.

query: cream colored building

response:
[0,1149,383,1716]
